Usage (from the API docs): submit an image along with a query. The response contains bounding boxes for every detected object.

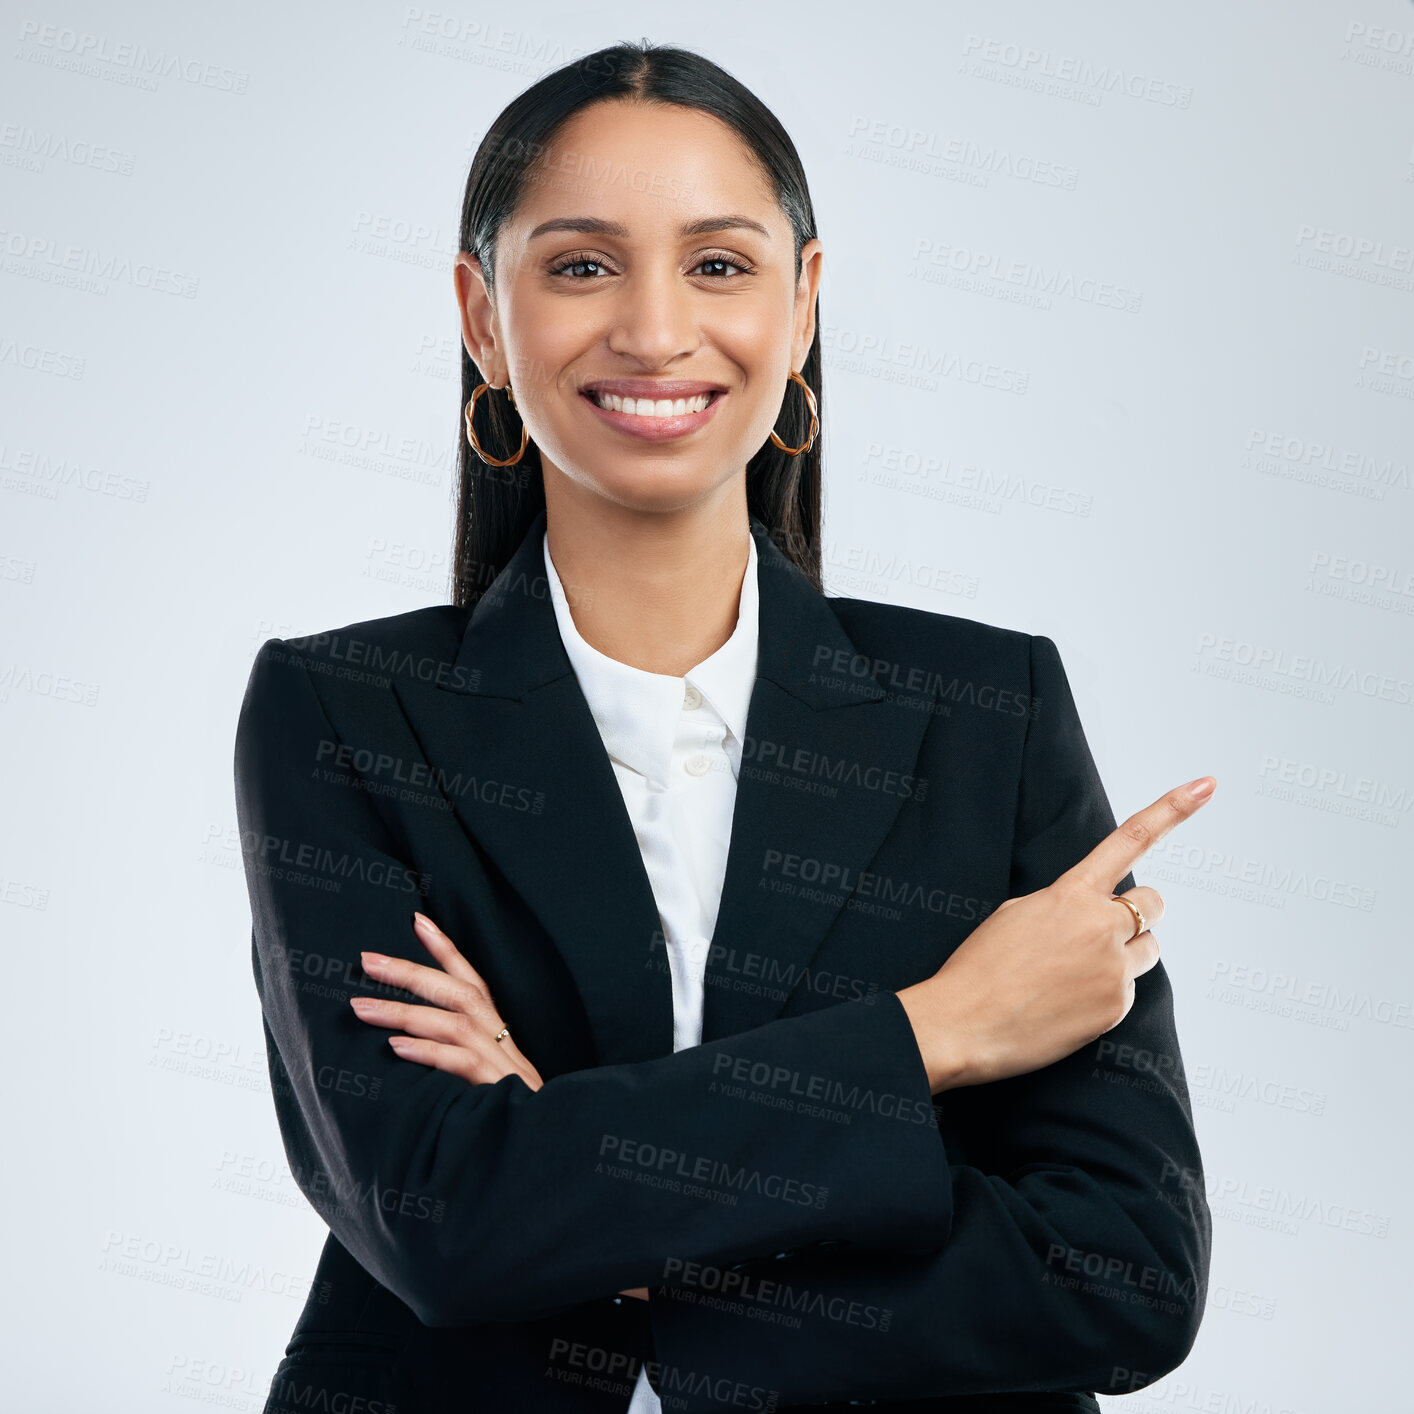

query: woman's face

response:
[454,99,823,518]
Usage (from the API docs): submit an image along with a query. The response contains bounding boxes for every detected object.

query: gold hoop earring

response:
[465,381,530,467]
[768,369,819,457]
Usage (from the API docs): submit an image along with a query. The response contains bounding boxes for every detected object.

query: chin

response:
[554,457,731,514]
[596,478,725,516]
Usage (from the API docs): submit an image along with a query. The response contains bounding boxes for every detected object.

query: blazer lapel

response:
[390,507,936,1066]
[700,522,935,1043]
[390,510,670,1069]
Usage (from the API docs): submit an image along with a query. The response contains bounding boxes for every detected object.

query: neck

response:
[541,477,751,677]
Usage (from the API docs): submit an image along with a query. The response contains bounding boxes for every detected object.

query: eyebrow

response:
[526,214,772,242]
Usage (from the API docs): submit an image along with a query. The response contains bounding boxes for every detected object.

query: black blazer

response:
[234,507,1210,1414]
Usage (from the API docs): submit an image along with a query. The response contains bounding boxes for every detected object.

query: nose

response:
[604,263,701,368]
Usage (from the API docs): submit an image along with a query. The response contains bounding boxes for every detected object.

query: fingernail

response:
[362,951,388,967]
[412,912,432,933]
[1186,776,1216,799]
[388,1036,413,1052]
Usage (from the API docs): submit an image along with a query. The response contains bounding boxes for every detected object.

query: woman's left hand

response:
[350,911,544,1091]
[354,914,649,1304]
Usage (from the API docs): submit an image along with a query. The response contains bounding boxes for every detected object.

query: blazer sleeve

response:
[234,636,955,1330]
[644,633,1212,1410]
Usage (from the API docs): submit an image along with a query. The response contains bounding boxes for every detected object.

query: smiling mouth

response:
[582,389,720,418]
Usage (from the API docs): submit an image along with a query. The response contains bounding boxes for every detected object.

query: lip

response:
[579,384,727,443]
[581,378,728,398]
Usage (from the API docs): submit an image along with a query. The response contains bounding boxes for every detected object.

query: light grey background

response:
[3,1,1411,1408]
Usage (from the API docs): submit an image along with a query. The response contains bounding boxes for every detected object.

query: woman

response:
[235,40,1214,1414]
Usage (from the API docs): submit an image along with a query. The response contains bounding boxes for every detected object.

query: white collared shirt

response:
[542,526,759,1412]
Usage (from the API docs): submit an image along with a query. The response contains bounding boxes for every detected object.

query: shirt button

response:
[683,683,703,711]
[683,935,711,963]
[684,752,711,776]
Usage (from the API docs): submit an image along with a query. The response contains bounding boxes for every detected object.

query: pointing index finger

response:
[1069,776,1216,892]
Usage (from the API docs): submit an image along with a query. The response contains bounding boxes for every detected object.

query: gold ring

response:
[493,1025,510,1045]
[1111,893,1147,941]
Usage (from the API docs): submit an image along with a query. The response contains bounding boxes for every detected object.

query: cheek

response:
[719,347,792,442]
[712,302,786,368]
[711,304,793,405]
[498,286,583,394]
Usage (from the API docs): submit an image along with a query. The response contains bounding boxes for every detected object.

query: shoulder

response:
[822,598,1092,769]
[244,603,472,699]
[823,593,1045,685]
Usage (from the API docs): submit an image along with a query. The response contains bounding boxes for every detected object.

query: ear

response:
[453,251,505,382]
[791,237,824,370]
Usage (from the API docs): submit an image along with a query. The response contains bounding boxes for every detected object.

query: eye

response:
[546,251,613,279]
[691,251,756,279]
[544,249,758,281]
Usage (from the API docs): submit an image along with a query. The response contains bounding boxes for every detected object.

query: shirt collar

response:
[543,527,759,790]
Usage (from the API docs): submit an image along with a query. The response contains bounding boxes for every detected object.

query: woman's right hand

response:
[897,776,1215,1092]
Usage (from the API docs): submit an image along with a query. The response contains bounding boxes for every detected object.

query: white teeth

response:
[591,391,714,417]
